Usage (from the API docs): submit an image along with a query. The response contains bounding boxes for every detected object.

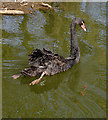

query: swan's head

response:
[75,18,86,31]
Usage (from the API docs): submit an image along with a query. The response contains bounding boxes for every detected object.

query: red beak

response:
[81,23,86,31]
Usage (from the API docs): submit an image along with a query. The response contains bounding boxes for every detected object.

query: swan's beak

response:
[81,23,86,31]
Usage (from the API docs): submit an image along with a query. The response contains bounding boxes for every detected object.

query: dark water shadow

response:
[19,62,81,94]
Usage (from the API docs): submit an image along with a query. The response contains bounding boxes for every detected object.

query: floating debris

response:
[81,85,87,96]
[41,2,52,8]
[0,9,24,15]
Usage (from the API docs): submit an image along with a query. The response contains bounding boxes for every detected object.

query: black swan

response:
[12,17,86,85]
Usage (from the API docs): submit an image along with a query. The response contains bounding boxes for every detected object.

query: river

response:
[2,2,106,118]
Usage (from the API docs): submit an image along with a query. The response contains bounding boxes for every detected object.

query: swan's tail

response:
[21,67,41,77]
[12,67,41,79]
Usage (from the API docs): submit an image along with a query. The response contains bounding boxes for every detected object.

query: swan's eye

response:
[80,22,83,26]
[80,21,85,26]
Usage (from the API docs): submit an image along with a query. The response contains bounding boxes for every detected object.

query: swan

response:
[12,17,86,85]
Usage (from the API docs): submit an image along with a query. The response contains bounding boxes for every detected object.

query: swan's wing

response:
[28,48,66,68]
[28,48,45,67]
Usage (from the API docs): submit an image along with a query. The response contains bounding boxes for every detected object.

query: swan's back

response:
[28,48,74,75]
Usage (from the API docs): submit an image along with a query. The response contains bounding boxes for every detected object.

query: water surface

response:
[2,2,106,118]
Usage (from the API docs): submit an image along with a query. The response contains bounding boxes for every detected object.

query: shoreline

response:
[0,2,53,15]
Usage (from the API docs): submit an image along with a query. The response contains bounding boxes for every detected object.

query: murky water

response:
[2,2,106,118]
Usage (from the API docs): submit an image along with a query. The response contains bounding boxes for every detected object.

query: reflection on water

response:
[2,2,106,118]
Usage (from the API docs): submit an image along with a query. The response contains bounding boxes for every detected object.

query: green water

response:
[2,2,106,118]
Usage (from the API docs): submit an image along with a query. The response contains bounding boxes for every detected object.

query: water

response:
[2,2,106,118]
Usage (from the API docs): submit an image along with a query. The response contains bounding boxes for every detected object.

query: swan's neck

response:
[70,21,80,62]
